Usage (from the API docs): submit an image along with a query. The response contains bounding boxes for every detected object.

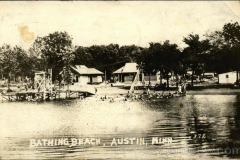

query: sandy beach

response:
[1,82,240,97]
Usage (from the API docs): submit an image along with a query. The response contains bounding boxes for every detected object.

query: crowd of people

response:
[97,80,187,103]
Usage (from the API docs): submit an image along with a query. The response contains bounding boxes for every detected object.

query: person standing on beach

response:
[95,87,97,94]
[147,87,150,95]
[178,83,182,93]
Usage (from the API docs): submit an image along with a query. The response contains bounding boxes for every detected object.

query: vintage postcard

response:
[1,1,240,159]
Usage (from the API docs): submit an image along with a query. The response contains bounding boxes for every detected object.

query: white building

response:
[113,63,144,86]
[218,71,237,84]
[70,65,103,85]
[112,62,159,87]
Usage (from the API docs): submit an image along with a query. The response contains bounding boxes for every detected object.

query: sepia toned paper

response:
[1,1,240,160]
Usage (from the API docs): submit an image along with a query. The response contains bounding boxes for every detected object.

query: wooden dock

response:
[0,89,94,102]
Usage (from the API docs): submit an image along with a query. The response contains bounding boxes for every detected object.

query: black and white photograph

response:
[1,1,240,159]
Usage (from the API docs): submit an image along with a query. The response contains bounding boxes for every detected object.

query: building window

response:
[226,75,229,78]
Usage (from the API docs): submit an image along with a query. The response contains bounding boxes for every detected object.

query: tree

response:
[205,31,230,73]
[222,22,240,46]
[206,22,240,83]
[183,34,211,87]
[0,45,18,91]
[72,46,93,66]
[62,48,75,90]
[222,22,240,82]
[150,41,181,89]
[136,47,155,85]
[119,45,141,63]
[88,44,122,80]
[13,46,32,79]
[30,31,74,82]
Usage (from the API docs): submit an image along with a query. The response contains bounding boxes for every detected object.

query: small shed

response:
[218,71,237,84]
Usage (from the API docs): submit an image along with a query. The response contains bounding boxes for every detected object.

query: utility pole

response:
[43,72,46,100]
[63,66,66,89]
[50,68,52,94]
[105,70,106,87]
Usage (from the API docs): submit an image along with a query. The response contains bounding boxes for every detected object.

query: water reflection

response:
[1,95,240,159]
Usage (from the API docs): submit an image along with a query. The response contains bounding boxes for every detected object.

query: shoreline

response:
[1,84,240,97]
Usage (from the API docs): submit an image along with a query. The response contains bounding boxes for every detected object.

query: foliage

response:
[206,22,240,75]
[0,45,33,80]
[148,41,181,88]
[182,34,211,86]
[30,31,74,81]
[1,21,240,89]
[136,47,154,74]
[72,46,93,66]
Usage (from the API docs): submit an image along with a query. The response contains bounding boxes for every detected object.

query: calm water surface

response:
[1,95,240,159]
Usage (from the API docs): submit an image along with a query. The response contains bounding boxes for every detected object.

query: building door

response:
[76,76,79,82]
[90,76,93,83]
[139,73,142,81]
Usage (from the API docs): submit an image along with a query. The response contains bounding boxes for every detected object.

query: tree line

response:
[0,22,239,88]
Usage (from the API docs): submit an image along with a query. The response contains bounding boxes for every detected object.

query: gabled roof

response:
[219,71,237,75]
[87,68,104,74]
[113,63,139,74]
[122,63,138,73]
[113,66,124,74]
[75,65,87,69]
[70,65,103,75]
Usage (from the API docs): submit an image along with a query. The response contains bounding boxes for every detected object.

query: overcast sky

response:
[0,1,240,50]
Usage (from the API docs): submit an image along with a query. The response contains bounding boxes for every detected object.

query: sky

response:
[0,1,240,50]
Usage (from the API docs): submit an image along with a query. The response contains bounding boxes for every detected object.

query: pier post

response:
[43,73,46,100]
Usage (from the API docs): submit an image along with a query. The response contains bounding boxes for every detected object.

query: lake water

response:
[1,95,240,159]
